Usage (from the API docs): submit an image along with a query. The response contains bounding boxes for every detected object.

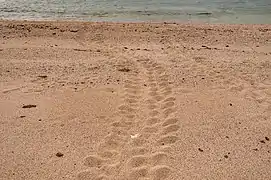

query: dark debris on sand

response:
[118,68,131,72]
[22,105,37,108]
[38,75,48,79]
[56,152,64,157]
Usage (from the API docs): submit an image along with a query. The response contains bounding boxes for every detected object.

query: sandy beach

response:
[0,20,270,180]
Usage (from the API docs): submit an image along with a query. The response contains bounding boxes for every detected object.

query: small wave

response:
[195,12,212,16]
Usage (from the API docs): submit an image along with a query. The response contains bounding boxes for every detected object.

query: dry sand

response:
[0,20,271,180]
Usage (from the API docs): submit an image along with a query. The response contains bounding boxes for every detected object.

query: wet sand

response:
[0,20,271,180]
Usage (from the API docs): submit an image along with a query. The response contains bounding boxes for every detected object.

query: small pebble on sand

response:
[56,152,64,157]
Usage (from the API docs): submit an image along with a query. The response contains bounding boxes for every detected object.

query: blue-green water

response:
[0,0,271,23]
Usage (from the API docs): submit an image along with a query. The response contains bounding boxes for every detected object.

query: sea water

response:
[0,0,271,23]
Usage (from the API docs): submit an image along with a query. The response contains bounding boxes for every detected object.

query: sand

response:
[0,20,270,180]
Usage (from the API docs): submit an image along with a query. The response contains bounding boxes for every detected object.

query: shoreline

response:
[1,18,271,26]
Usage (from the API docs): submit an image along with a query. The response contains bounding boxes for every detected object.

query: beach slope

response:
[0,21,271,180]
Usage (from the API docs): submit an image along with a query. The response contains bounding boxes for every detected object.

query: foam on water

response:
[0,0,270,23]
